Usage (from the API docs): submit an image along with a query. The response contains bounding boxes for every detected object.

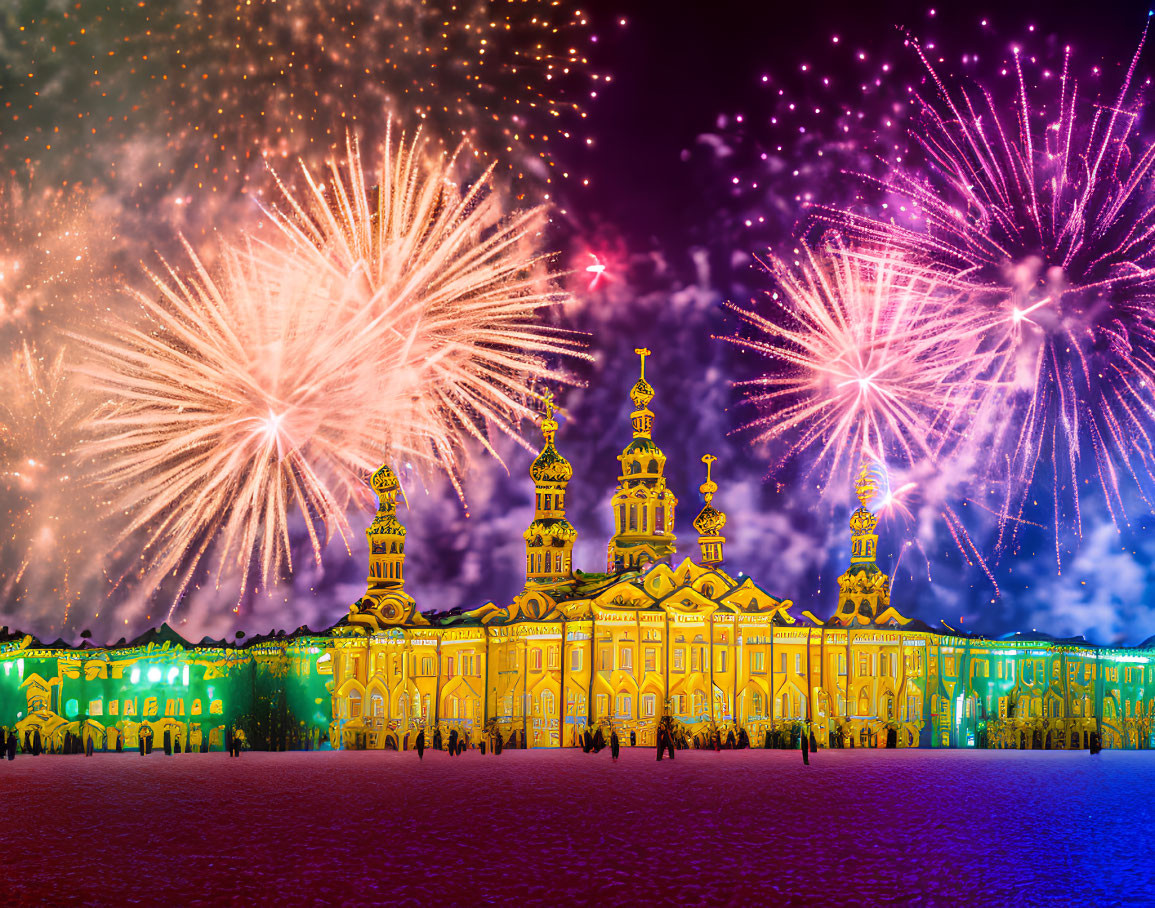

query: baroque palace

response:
[2,350,1154,753]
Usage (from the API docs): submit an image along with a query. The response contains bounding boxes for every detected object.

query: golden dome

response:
[692,503,726,536]
[531,443,573,483]
[370,463,400,497]
[849,506,878,534]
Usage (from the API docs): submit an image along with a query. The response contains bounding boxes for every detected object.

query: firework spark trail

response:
[0,0,602,218]
[0,343,110,627]
[79,125,583,620]
[720,241,984,489]
[827,29,1155,564]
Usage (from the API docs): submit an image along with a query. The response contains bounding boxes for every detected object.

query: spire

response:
[366,464,408,590]
[629,347,655,438]
[692,454,727,565]
[832,460,891,626]
[850,461,880,564]
[348,462,425,630]
[608,346,677,571]
[524,391,577,586]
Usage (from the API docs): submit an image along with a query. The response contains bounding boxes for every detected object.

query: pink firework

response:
[721,241,983,489]
[831,31,1155,560]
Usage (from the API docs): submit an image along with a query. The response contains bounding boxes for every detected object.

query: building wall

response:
[328,621,1155,751]
[3,625,1150,752]
[0,635,332,752]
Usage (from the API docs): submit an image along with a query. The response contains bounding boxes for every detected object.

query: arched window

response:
[348,690,362,718]
[369,692,384,717]
[629,507,637,531]
[629,461,641,474]
[542,690,555,715]
[446,657,455,678]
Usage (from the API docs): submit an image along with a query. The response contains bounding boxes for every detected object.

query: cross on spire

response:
[700,454,718,502]
[542,389,555,422]
[635,347,651,380]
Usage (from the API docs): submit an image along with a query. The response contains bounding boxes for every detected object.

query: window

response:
[643,694,656,717]
[694,691,706,716]
[421,656,433,675]
[447,657,455,678]
[629,507,637,531]
[571,649,582,672]
[780,653,788,674]
[144,697,158,717]
[794,653,802,674]
[838,653,846,675]
[881,654,889,676]
[752,691,763,716]
[656,509,664,532]
[644,648,656,672]
[370,693,384,717]
[717,650,726,672]
[596,694,608,717]
[542,690,555,715]
[641,507,648,532]
[108,700,118,716]
[548,646,559,670]
[753,651,764,672]
[533,648,543,671]
[618,505,626,530]
[673,649,684,672]
[599,648,613,671]
[88,699,103,717]
[621,647,633,670]
[691,648,701,672]
[349,691,362,718]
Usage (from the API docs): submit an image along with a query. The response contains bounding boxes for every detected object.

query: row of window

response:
[61,697,223,718]
[527,552,568,575]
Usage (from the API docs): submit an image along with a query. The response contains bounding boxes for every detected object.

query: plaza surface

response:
[0,748,1150,906]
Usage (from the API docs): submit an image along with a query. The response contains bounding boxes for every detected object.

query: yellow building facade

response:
[328,351,1155,752]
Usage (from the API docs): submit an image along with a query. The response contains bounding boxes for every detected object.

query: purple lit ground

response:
[2,749,1152,904]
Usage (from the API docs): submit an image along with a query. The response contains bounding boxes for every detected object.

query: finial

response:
[699,454,718,503]
[635,347,651,380]
[540,389,558,445]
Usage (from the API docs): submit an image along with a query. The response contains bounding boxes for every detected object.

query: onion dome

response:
[530,399,573,482]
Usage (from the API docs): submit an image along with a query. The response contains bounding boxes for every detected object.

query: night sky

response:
[4,0,1155,646]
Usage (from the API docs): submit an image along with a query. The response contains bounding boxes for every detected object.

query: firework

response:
[829,33,1155,559]
[81,126,582,617]
[721,241,981,487]
[256,124,589,477]
[0,343,110,627]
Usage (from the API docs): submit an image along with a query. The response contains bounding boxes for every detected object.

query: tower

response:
[832,461,891,626]
[692,454,727,565]
[524,392,577,585]
[348,463,423,630]
[607,347,677,571]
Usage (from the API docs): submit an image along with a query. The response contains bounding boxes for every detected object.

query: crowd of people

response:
[0,724,250,759]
